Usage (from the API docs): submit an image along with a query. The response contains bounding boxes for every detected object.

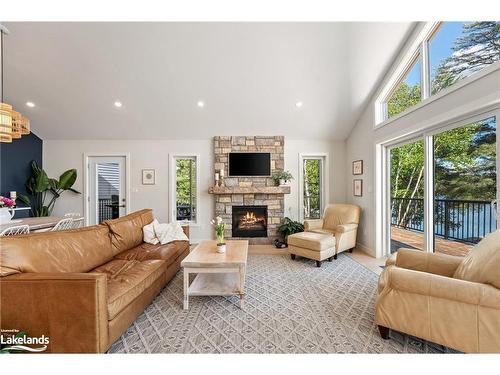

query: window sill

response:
[374,62,500,130]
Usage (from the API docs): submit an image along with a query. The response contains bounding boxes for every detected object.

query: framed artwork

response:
[142,169,156,185]
[352,160,363,175]
[353,179,363,197]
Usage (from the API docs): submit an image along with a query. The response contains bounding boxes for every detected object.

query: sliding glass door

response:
[386,114,498,257]
[433,116,497,256]
[389,139,425,253]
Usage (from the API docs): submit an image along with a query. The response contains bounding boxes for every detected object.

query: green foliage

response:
[387,82,421,118]
[272,170,294,183]
[303,159,321,219]
[278,217,304,243]
[435,119,497,200]
[176,159,196,207]
[18,161,80,217]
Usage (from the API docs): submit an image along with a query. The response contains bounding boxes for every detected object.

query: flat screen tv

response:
[228,152,271,176]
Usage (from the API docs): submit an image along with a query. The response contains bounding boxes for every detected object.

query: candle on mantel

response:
[219,169,224,178]
[215,173,219,185]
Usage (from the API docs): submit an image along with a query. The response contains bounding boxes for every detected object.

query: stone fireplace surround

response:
[209,136,290,244]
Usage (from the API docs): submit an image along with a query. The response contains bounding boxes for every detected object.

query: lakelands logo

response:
[0,329,49,353]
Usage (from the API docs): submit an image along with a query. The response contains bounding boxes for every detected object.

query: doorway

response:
[86,155,129,225]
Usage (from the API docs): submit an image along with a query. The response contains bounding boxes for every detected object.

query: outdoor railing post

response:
[444,200,449,240]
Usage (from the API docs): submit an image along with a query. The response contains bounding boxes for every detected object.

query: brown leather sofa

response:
[376,229,500,353]
[0,209,189,353]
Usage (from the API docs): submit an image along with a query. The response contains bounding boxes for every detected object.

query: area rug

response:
[108,254,454,353]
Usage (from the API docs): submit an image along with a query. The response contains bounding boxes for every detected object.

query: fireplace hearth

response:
[232,206,267,238]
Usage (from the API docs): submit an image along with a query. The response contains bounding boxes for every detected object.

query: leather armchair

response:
[304,203,361,256]
[376,229,500,353]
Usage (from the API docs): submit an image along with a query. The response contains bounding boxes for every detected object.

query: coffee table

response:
[181,240,248,310]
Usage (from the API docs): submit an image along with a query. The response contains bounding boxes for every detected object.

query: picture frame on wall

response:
[352,160,363,175]
[142,169,156,185]
[353,179,363,197]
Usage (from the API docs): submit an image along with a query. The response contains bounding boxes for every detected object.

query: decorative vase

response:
[0,207,14,224]
[216,234,226,253]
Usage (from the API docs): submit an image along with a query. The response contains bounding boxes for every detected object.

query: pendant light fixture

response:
[0,25,30,143]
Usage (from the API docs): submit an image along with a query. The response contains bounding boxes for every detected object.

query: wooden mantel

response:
[208,185,291,195]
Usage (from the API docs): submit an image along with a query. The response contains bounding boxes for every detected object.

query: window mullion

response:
[424,134,434,252]
[421,40,431,100]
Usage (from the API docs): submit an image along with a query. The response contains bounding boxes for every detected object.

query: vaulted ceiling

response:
[3,22,414,140]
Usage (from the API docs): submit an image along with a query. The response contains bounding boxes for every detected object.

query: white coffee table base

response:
[183,266,246,310]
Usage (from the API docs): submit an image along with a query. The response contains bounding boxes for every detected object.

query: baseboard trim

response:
[355,242,376,258]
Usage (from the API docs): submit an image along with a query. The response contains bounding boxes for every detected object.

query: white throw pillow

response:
[143,219,160,245]
[153,221,189,245]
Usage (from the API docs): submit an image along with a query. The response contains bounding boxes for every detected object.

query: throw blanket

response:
[143,219,189,245]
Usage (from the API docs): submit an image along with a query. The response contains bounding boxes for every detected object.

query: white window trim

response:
[376,107,500,258]
[169,153,200,226]
[83,152,131,227]
[374,20,500,129]
[375,22,439,125]
[298,153,329,222]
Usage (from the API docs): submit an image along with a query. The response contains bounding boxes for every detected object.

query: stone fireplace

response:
[208,136,291,244]
[232,205,268,238]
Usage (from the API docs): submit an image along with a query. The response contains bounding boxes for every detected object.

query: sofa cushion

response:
[114,241,189,267]
[453,230,500,289]
[287,231,335,251]
[0,225,113,276]
[307,228,335,236]
[104,209,154,254]
[91,259,166,320]
[143,219,159,245]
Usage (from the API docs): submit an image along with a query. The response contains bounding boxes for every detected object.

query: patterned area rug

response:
[108,254,453,353]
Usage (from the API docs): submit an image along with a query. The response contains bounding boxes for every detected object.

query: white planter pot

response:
[279,179,287,186]
[0,207,14,224]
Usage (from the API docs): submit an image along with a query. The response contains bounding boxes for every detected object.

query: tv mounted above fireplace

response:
[228,152,271,176]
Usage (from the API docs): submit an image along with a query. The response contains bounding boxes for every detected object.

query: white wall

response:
[43,138,346,242]
[345,65,500,257]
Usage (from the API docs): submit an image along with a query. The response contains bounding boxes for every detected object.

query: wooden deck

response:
[391,227,472,257]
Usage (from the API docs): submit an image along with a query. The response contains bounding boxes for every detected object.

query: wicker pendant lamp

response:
[0,26,30,143]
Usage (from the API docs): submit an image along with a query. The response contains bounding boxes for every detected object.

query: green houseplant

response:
[18,161,80,217]
[272,170,293,186]
[278,217,304,244]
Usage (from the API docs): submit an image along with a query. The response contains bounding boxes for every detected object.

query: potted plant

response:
[277,217,304,245]
[211,216,226,253]
[273,170,294,186]
[18,161,80,217]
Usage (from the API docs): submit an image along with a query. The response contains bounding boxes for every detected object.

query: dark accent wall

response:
[0,133,43,218]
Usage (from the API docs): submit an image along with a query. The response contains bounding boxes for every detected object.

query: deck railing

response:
[391,197,497,244]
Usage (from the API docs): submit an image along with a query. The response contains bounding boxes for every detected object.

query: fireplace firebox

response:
[232,206,267,238]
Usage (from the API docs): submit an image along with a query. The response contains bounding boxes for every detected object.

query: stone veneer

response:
[213,136,286,244]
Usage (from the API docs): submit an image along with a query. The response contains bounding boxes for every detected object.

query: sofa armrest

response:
[386,267,500,309]
[0,272,109,353]
[304,219,324,231]
[395,248,463,277]
[181,224,190,239]
[335,223,358,233]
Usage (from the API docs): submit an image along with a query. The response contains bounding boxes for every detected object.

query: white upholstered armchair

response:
[304,203,361,257]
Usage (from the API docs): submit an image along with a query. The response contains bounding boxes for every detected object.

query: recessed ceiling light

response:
[114,101,122,108]
[26,101,35,108]
[197,101,205,108]
[295,101,303,108]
